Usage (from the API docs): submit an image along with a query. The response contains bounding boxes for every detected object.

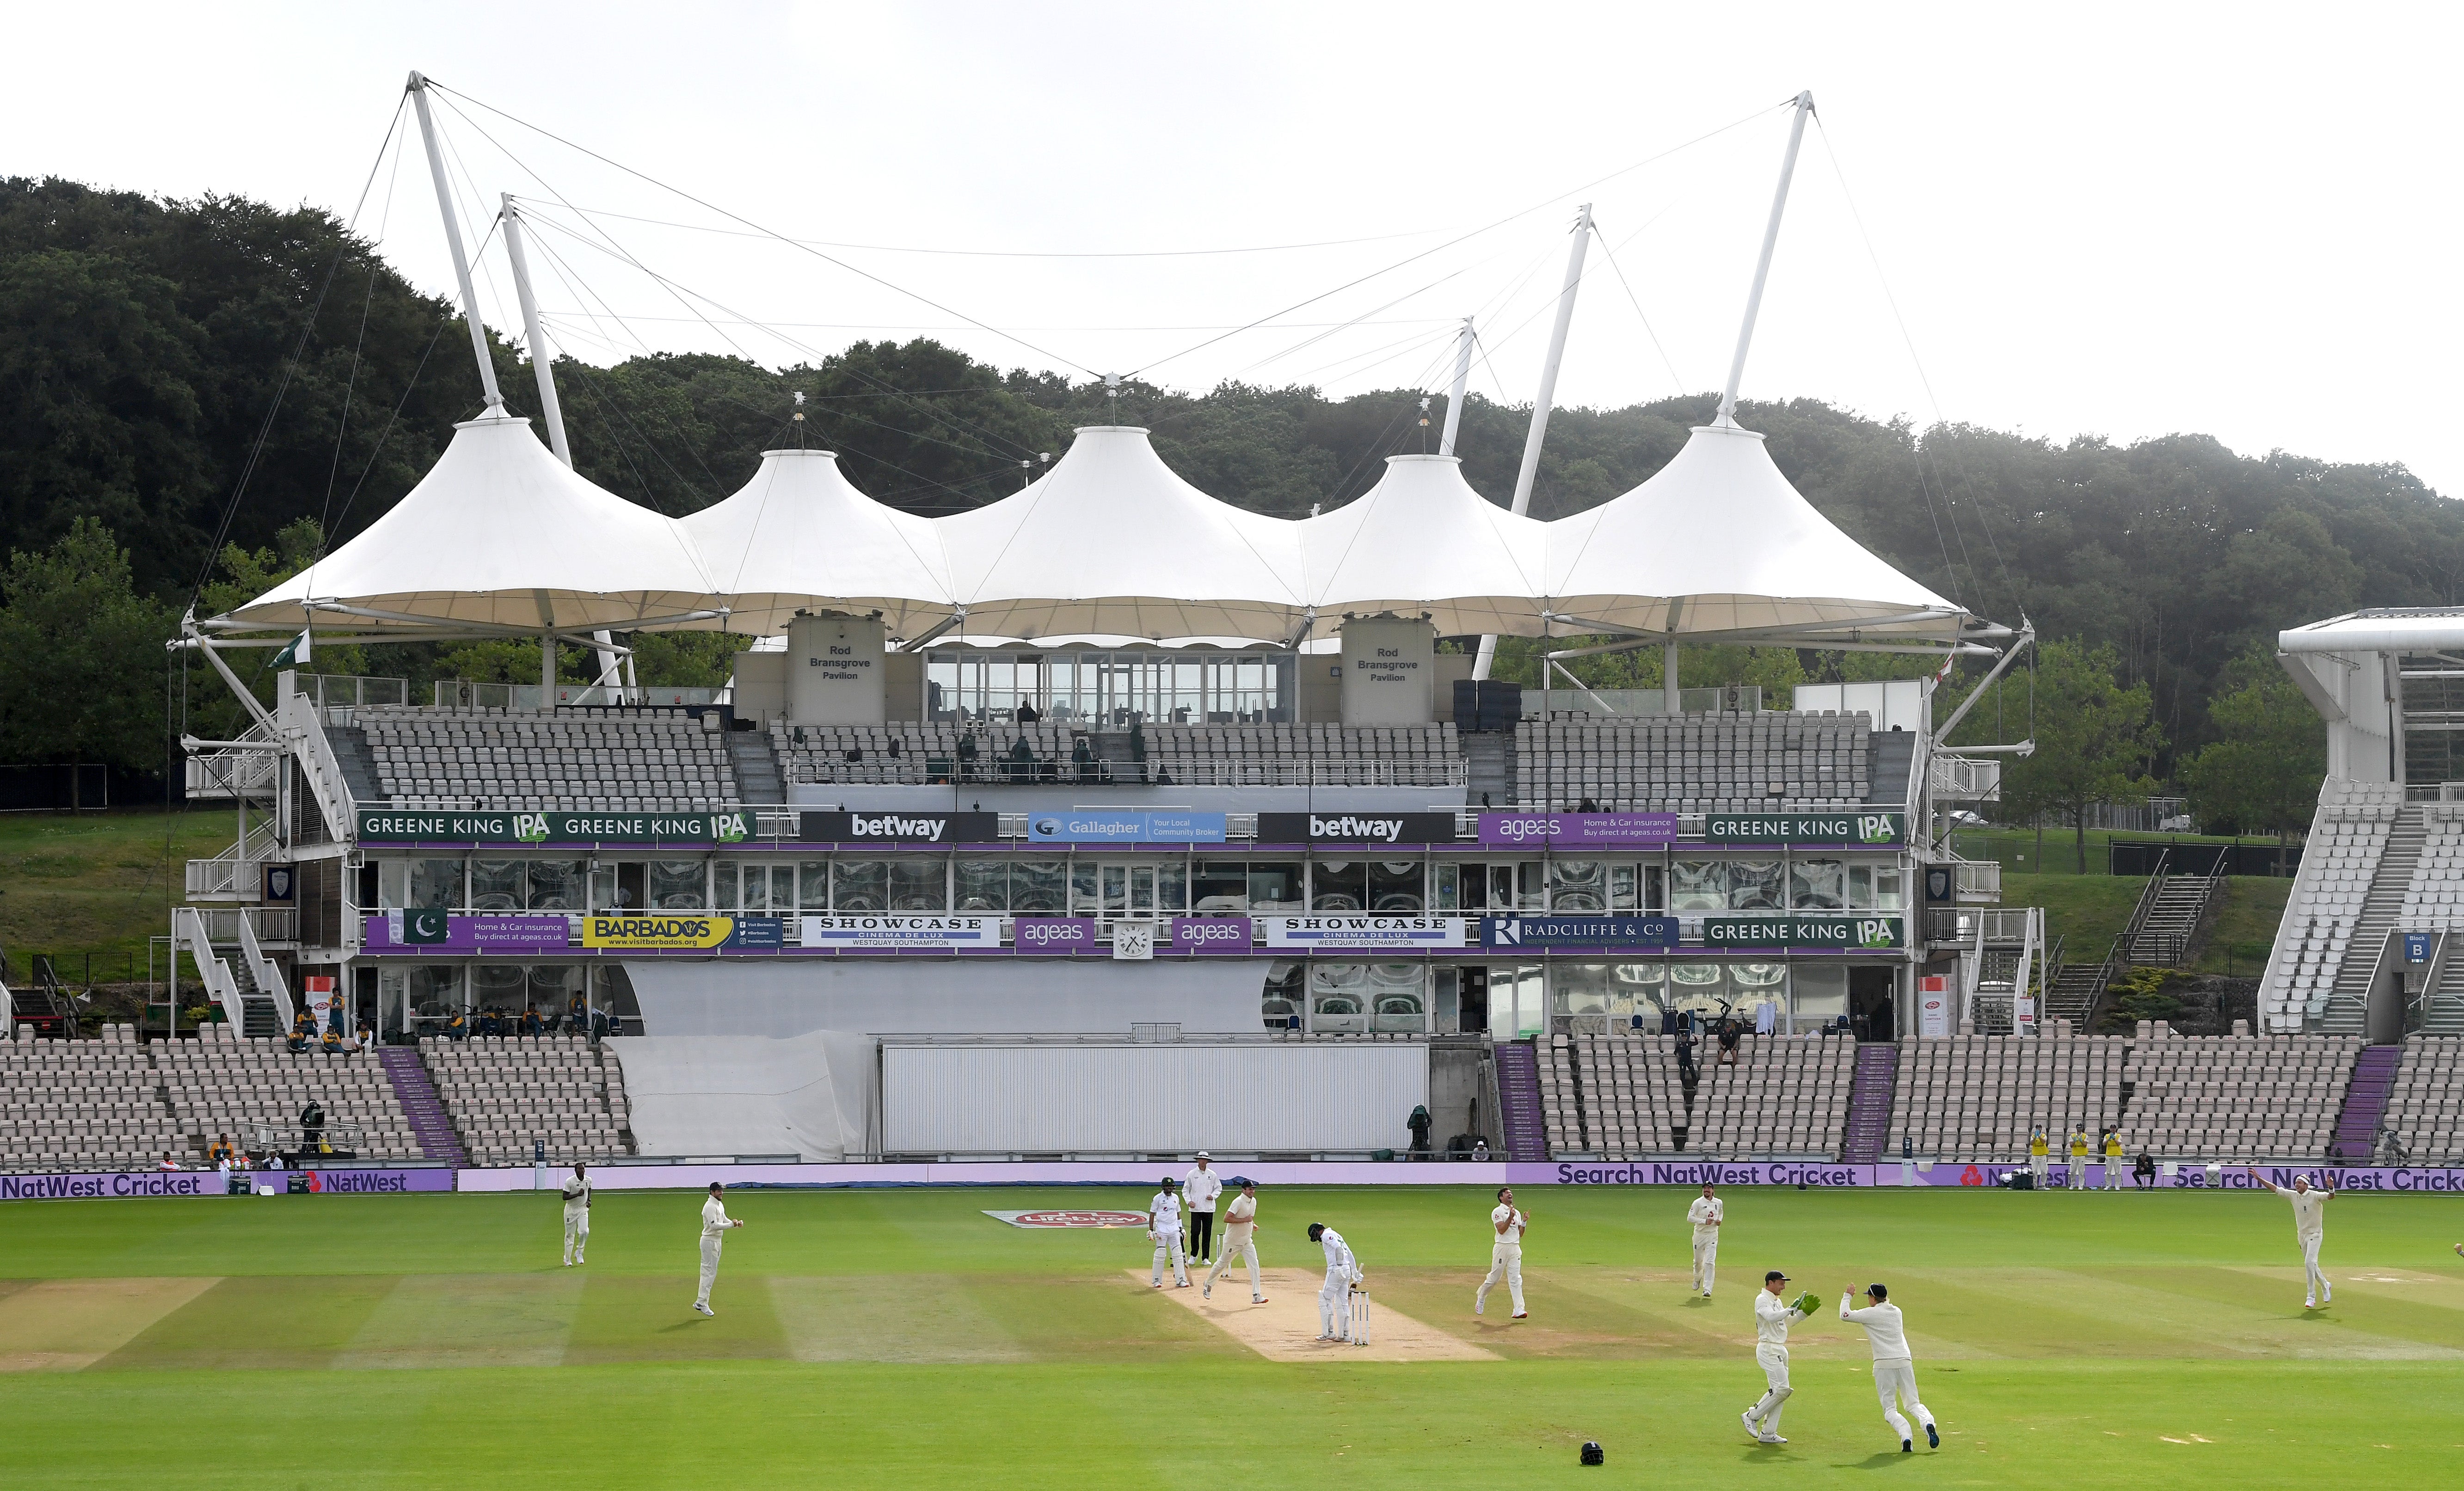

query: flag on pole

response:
[271,628,312,669]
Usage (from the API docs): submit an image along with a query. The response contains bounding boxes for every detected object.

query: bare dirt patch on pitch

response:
[1134,1269,1495,1362]
[0,1277,220,1371]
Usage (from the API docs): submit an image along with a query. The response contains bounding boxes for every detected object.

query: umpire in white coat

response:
[1183,1153,1222,1263]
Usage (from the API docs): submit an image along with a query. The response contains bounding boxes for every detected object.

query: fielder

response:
[2028,1127,2050,1188]
[1202,1177,1266,1302]
[1687,1182,1724,1297]
[2068,1127,2090,1190]
[693,1180,745,1316]
[1475,1185,1527,1318]
[1184,1152,1222,1263]
[1840,1282,1938,1452]
[1148,1176,1190,1288]
[1308,1221,1364,1343]
[560,1163,591,1266]
[2248,1168,2335,1307]
[1742,1270,1816,1445]
[2102,1127,2126,1190]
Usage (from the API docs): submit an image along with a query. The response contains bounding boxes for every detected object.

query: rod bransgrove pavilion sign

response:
[356,809,752,845]
[1703,811,1904,845]
[1702,914,1905,949]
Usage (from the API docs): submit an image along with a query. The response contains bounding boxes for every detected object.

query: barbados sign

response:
[357,810,752,845]
[1704,812,1903,846]
[582,914,786,951]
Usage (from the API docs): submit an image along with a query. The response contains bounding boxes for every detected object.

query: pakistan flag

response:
[403,908,452,944]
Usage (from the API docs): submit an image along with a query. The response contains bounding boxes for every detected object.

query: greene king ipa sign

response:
[1703,812,1904,846]
[356,810,751,844]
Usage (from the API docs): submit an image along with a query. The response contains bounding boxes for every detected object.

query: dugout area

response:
[3,1183,2461,1489]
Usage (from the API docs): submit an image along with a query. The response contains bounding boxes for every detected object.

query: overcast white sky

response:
[10,2,2459,493]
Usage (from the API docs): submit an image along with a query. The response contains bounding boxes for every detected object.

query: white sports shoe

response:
[1742,1410,1761,1440]
[693,1302,714,1316]
[1201,1283,1212,1300]
[2322,1287,2332,1303]
[1759,1434,1787,1445]
[1475,1297,1485,1316]
[2304,1296,2316,1309]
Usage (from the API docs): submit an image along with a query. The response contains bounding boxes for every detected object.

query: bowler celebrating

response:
[1840,1282,1938,1452]
[693,1181,745,1316]
[2248,1168,2335,1308]
[1687,1183,1724,1297]
[1743,1270,1815,1445]
[1475,1185,1527,1318]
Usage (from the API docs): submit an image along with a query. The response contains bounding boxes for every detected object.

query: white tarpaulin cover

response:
[936,426,1307,640]
[611,1030,873,1161]
[1301,453,1550,635]
[231,414,719,631]
[1543,422,1964,643]
[679,449,955,636]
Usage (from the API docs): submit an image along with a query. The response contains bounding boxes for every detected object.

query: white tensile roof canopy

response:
[1300,454,1550,636]
[934,425,1308,641]
[228,413,719,633]
[679,449,955,638]
[1542,421,1966,647]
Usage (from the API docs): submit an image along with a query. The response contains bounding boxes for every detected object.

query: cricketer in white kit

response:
[1148,1177,1190,1288]
[693,1181,745,1316]
[1687,1183,1724,1297]
[1840,1283,1938,1452]
[1475,1184,1527,1318]
[2248,1168,2335,1307]
[1309,1222,1364,1343]
[1203,1178,1266,1302]
[1742,1270,1815,1445]
[560,1163,591,1266]
[1184,1154,1222,1263]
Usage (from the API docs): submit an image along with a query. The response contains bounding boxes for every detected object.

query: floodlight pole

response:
[502,193,627,696]
[1473,205,1591,683]
[1717,91,1813,427]
[1438,318,1475,457]
[407,72,503,412]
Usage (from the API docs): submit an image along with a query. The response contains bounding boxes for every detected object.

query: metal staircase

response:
[2318,805,2426,1034]
[2130,875,2222,966]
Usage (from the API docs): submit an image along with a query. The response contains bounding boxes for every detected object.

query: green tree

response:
[2182,642,2327,869]
[1998,639,2166,872]
[0,518,173,769]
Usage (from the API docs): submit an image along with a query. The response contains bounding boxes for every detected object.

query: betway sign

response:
[801,811,1000,844]
[1254,812,1459,845]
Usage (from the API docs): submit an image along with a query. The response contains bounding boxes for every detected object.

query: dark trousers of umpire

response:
[1189,1209,1214,1261]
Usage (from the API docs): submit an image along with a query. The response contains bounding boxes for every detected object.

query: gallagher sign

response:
[1702,914,1905,949]
[1254,812,1459,845]
[1705,812,1903,846]
[357,810,750,845]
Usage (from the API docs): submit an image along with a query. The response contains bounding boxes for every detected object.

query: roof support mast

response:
[1437,318,1475,457]
[1472,205,1592,684]
[503,193,628,696]
[407,73,502,414]
[1717,91,1814,428]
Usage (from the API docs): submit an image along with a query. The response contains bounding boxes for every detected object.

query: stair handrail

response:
[234,912,295,1031]
[278,686,358,842]
[172,906,247,1029]
[2121,847,2172,953]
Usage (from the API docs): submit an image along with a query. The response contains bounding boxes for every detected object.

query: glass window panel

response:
[1010,859,1067,913]
[1247,861,1304,912]
[1433,862,1460,911]
[527,859,586,912]
[469,964,526,1011]
[832,859,887,912]
[1790,858,1846,911]
[955,858,1008,912]
[1369,963,1426,1031]
[1549,859,1605,912]
[1516,862,1546,910]
[1312,860,1367,912]
[527,965,582,1013]
[712,862,741,912]
[1193,861,1249,914]
[741,863,772,913]
[1553,962,1612,1017]
[1670,859,1725,912]
[797,861,831,911]
[408,858,465,911]
[1793,963,1850,1021]
[1730,961,1787,988]
[1100,865,1127,915]
[1261,960,1304,1029]
[1308,962,1368,1033]
[376,859,409,910]
[410,966,462,1020]
[1868,865,1905,911]
[1157,860,1187,912]
[888,857,947,911]
[1369,860,1424,912]
[468,859,523,912]
[1727,860,1783,912]
[649,860,707,910]
[1070,860,1100,914]
[1610,863,1638,912]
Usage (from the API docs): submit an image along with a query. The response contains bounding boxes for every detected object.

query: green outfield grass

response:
[3,1183,2460,1488]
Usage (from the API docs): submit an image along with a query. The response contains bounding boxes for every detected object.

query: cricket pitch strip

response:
[1131,1269,1497,1362]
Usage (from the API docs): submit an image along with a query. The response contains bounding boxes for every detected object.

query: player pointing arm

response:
[2248,1168,2334,1308]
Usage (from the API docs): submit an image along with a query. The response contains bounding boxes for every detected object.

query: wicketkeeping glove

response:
[1792,1292,1821,1316]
